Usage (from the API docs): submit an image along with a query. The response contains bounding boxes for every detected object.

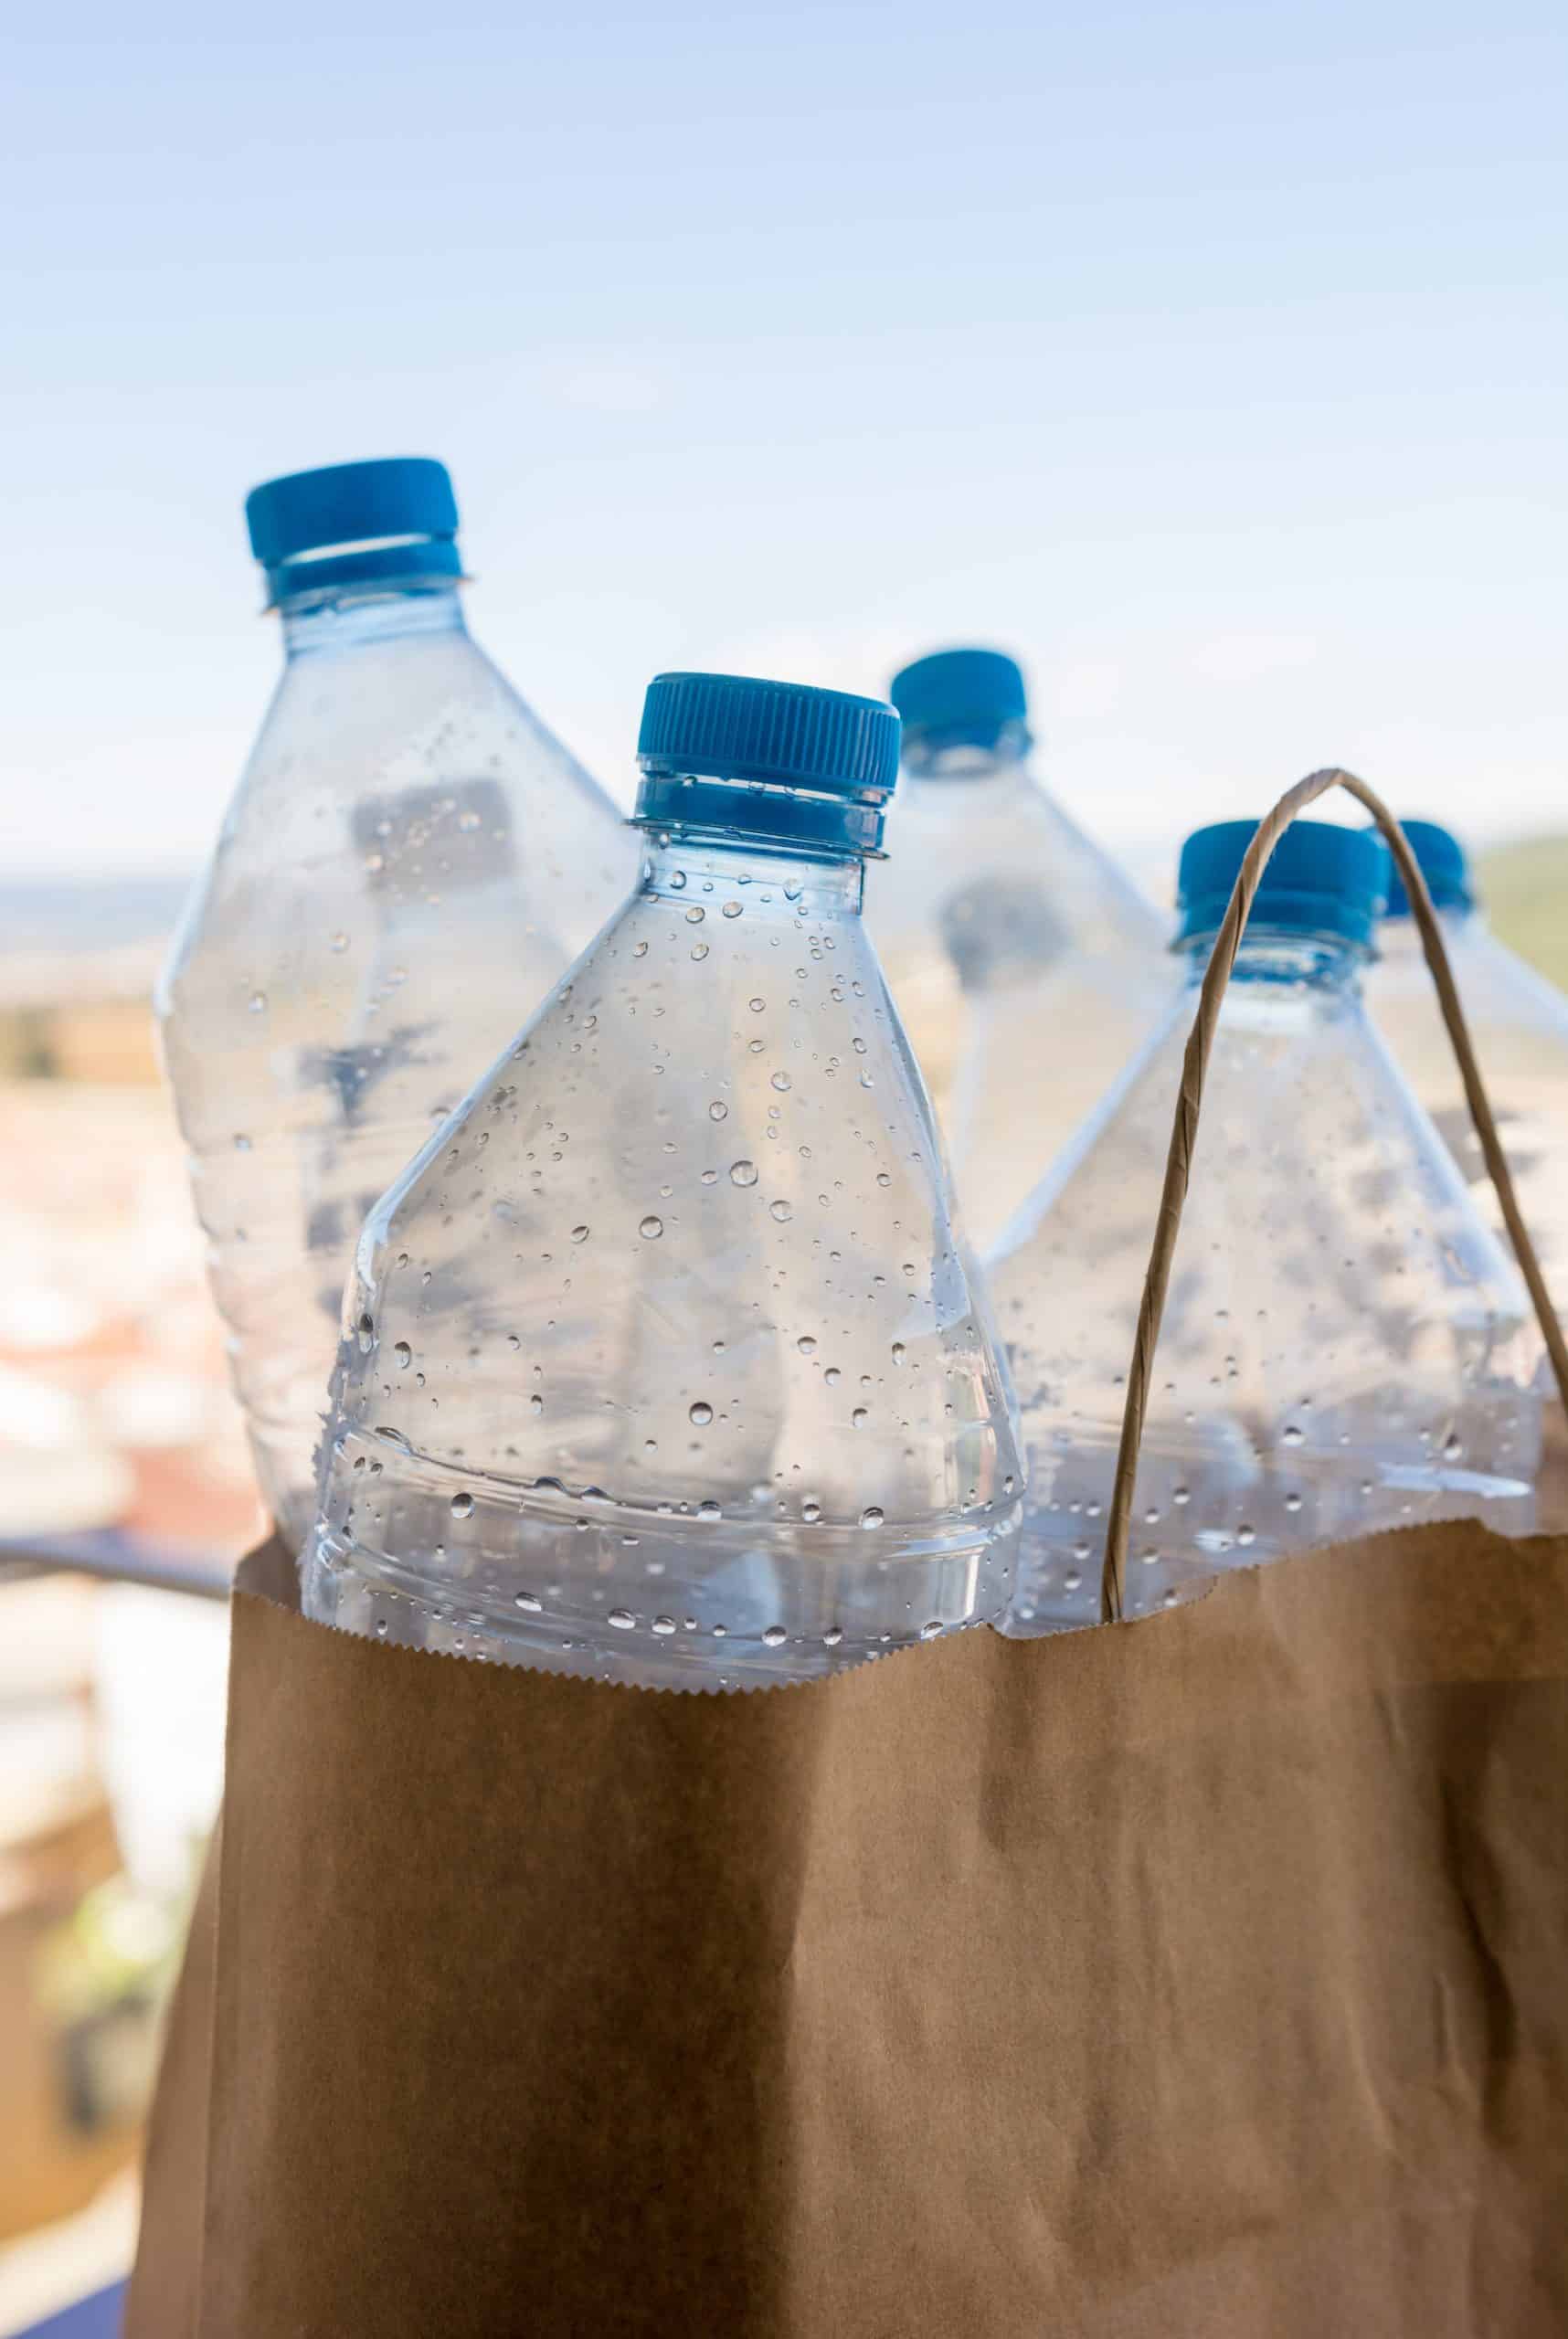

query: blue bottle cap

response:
[1372,819,1475,917]
[1176,819,1388,949]
[244,458,462,608]
[888,648,1031,757]
[635,673,901,855]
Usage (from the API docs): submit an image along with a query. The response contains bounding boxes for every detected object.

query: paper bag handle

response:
[1098,767,1568,1625]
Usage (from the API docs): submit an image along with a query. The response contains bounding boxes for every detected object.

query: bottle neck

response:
[638,831,865,918]
[1181,931,1367,991]
[899,727,1032,786]
[1378,905,1480,961]
[278,581,468,661]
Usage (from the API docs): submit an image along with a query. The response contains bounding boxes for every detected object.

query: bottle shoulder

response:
[873,765,1168,966]
[991,981,1530,1331]
[160,637,635,1001]
[341,884,1018,1499]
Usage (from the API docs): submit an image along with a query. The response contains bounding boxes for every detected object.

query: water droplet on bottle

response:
[823,1366,841,1387]
[685,905,705,924]
[393,1340,412,1369]
[652,1615,677,1635]
[852,1407,868,1428]
[770,1071,791,1092]
[1442,1433,1464,1461]
[450,1491,474,1520]
[570,1223,589,1244]
[876,1171,892,1189]
[668,869,687,889]
[631,939,649,958]
[689,1401,714,1426]
[1284,1492,1303,1513]
[1172,1485,1190,1506]
[919,1620,945,1642]
[1282,1423,1304,1446]
[1236,1522,1256,1547]
[514,1591,543,1613]
[375,1618,388,1637]
[822,1625,842,1646]
[248,991,267,1014]
[709,1100,728,1120]
[529,1393,545,1414]
[233,1132,252,1151]
[355,1312,375,1352]
[860,1507,885,1529]
[801,1498,822,1522]
[769,1199,792,1223]
[729,1159,758,1187]
[696,1498,721,1522]
[797,1335,817,1356]
[608,1608,636,1631]
[762,1625,788,1648]
[748,997,766,1013]
[720,900,744,920]
[691,942,709,961]
[640,1214,663,1239]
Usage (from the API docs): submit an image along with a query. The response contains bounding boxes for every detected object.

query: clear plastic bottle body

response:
[1370,910,1568,1320]
[156,585,633,1548]
[302,828,1024,1688]
[991,936,1543,1631]
[868,738,1174,1249]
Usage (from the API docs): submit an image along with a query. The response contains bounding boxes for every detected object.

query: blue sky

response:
[4,0,1563,880]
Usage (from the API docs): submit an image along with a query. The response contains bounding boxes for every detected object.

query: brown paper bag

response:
[130,778,1568,2336]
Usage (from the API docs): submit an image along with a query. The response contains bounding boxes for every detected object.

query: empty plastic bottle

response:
[1368,820,1568,1322]
[302,672,1024,1687]
[991,819,1542,1632]
[157,458,632,1550]
[870,649,1172,1249]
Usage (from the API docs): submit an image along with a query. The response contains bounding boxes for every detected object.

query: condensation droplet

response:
[797,1335,817,1356]
[769,1199,792,1223]
[689,1402,714,1426]
[685,905,705,924]
[770,1072,791,1092]
[1236,1523,1256,1547]
[852,1407,868,1428]
[697,1499,721,1522]
[801,1498,822,1523]
[450,1492,474,1520]
[729,1159,758,1187]
[640,1214,664,1239]
[762,1625,788,1648]
[860,1507,885,1529]
[608,1608,636,1631]
[709,1100,728,1120]
[393,1341,412,1369]
[822,1625,842,1647]
[570,1224,589,1244]
[652,1615,677,1635]
[748,997,766,1013]
[722,900,743,918]
[514,1592,542,1613]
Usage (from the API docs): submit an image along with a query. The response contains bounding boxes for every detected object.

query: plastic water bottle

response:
[302,672,1024,1687]
[991,819,1542,1632]
[1368,820,1568,1321]
[869,649,1172,1249]
[157,459,632,1550]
